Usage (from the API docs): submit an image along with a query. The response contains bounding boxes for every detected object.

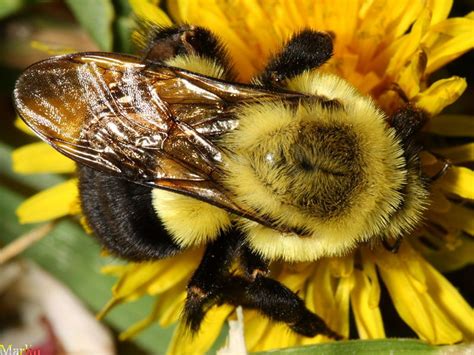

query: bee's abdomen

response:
[77,165,181,261]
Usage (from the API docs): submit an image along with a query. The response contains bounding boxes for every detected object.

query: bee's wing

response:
[14,52,301,223]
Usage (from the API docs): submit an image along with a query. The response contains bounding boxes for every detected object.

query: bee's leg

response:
[382,238,403,253]
[429,156,451,182]
[240,244,270,279]
[230,245,343,339]
[185,238,342,338]
[388,106,428,147]
[220,275,342,339]
[77,165,181,261]
[139,24,234,79]
[257,30,333,87]
[183,230,242,332]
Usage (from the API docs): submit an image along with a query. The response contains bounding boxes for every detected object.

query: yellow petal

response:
[322,0,359,53]
[427,33,474,74]
[361,250,382,309]
[167,305,234,355]
[386,9,430,77]
[244,310,272,351]
[129,0,172,26]
[167,0,186,22]
[414,77,467,116]
[146,248,201,294]
[433,143,474,163]
[437,167,474,199]
[111,249,201,303]
[304,257,354,341]
[369,2,424,74]
[389,0,424,38]
[424,16,474,73]
[332,274,354,338]
[428,114,474,137]
[16,179,79,223]
[305,259,335,318]
[119,299,163,340]
[351,269,385,339]
[156,287,187,327]
[357,0,423,71]
[101,264,128,278]
[396,50,426,98]
[413,244,474,339]
[428,189,452,214]
[376,244,466,344]
[14,117,35,136]
[426,0,452,25]
[12,142,76,174]
[119,285,186,340]
[278,262,315,290]
[251,322,299,352]
[428,203,474,235]
[418,235,474,273]
[329,255,353,278]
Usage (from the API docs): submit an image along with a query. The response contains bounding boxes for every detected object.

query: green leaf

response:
[64,0,115,51]
[114,15,134,53]
[252,339,441,354]
[0,0,26,19]
[114,0,132,16]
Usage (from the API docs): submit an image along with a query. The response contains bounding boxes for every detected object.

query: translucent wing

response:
[13,52,303,224]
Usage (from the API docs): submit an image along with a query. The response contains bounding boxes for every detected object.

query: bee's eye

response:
[250,122,364,217]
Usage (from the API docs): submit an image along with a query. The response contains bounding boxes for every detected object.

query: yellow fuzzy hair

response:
[150,54,231,248]
[165,54,226,79]
[152,189,232,248]
[381,166,428,241]
[221,71,414,262]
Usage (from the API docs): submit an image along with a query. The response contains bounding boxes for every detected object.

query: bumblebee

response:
[13,25,428,339]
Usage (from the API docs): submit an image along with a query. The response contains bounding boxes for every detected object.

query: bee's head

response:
[222,71,428,261]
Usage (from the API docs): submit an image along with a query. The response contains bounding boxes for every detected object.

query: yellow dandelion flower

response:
[12,0,474,354]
